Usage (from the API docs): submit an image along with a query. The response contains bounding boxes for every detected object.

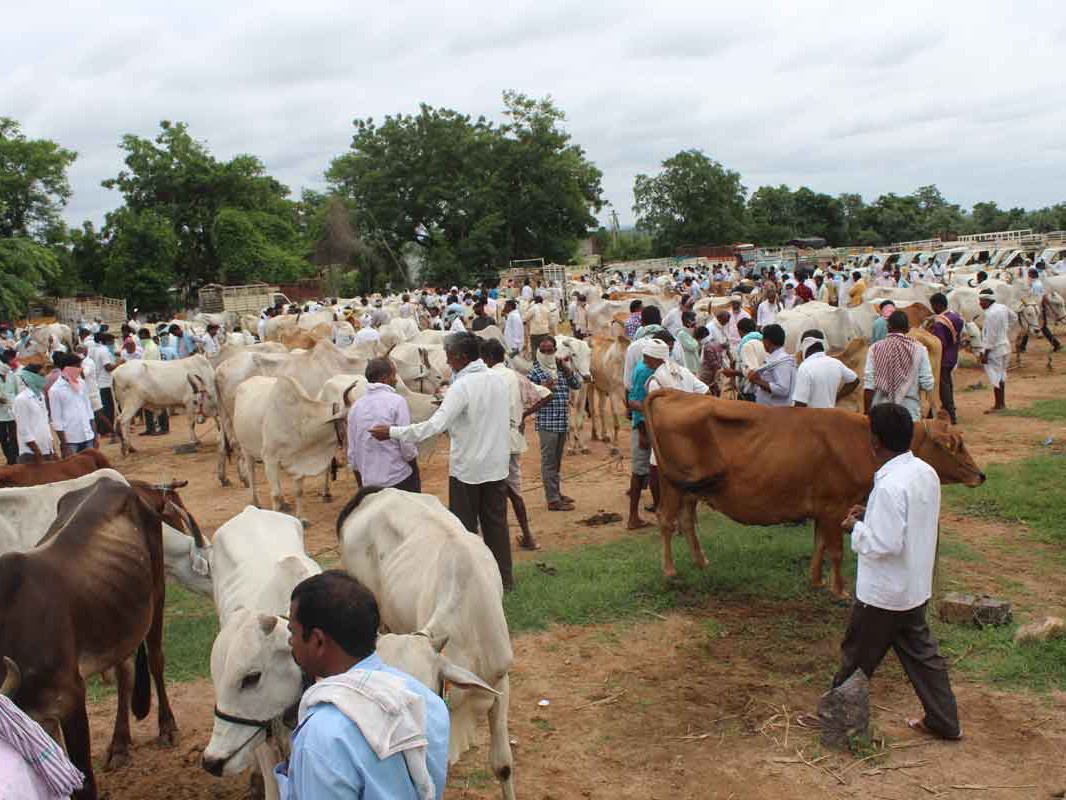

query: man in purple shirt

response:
[347,358,420,491]
[928,293,964,425]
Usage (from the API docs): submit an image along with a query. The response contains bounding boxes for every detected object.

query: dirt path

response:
[88,340,1065,798]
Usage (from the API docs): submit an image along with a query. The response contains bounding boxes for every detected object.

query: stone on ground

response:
[1014,616,1066,644]
[817,669,869,750]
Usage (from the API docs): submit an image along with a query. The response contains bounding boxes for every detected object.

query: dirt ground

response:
[90,341,1066,799]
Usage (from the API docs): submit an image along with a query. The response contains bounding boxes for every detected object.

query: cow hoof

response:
[218,476,231,487]
[300,519,312,528]
[104,747,131,771]
[277,501,293,513]
[157,725,179,748]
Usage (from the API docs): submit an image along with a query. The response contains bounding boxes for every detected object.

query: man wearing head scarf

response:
[792,330,859,409]
[978,288,1011,413]
[48,353,98,456]
[0,349,21,465]
[528,337,583,512]
[863,311,934,421]
[871,300,895,343]
[699,312,731,395]
[12,363,55,463]
[0,690,84,798]
[745,324,796,407]
[625,336,673,530]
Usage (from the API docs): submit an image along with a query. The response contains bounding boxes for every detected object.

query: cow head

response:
[375,631,500,699]
[556,336,592,381]
[412,347,446,394]
[915,417,986,487]
[186,374,217,423]
[1014,300,1043,336]
[202,611,302,776]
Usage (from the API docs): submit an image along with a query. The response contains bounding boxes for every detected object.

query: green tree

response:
[0,238,59,319]
[603,229,653,262]
[68,221,108,292]
[633,150,748,254]
[102,121,310,295]
[102,208,178,313]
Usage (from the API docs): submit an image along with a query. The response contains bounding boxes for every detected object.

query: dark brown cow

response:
[0,448,112,487]
[644,392,986,597]
[0,479,178,800]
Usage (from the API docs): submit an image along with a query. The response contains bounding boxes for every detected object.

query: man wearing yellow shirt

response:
[847,271,868,307]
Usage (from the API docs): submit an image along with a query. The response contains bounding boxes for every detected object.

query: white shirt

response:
[852,451,941,611]
[202,334,222,355]
[504,310,524,353]
[91,343,114,388]
[980,302,1011,356]
[353,327,381,346]
[521,285,534,301]
[662,306,683,336]
[492,363,527,455]
[390,359,509,484]
[792,351,857,408]
[623,337,652,391]
[1054,259,1066,275]
[13,387,54,455]
[647,361,709,395]
[523,303,551,335]
[48,376,96,444]
[258,317,267,340]
[756,300,779,328]
[449,316,466,333]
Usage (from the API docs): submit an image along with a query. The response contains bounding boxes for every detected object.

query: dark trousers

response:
[449,477,512,590]
[938,369,957,425]
[834,600,960,738]
[538,429,566,503]
[99,387,116,435]
[0,420,16,465]
[392,464,421,493]
[145,409,169,434]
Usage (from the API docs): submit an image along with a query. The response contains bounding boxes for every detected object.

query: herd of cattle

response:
[0,265,1043,799]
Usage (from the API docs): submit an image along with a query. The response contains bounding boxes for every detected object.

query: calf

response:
[0,448,112,487]
[0,479,177,799]
[645,392,986,597]
[337,486,515,800]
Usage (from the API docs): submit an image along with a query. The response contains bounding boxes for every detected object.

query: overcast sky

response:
[5,0,1065,230]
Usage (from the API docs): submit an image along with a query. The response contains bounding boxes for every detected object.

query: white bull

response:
[16,323,73,360]
[776,302,877,352]
[387,343,449,393]
[112,354,219,456]
[338,487,515,800]
[233,376,344,524]
[200,506,320,800]
[0,469,212,595]
[554,335,593,455]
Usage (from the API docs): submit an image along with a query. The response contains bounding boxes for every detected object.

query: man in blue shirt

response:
[281,571,450,799]
[625,335,671,530]
[528,337,582,511]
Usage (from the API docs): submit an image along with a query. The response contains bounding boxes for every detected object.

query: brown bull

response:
[0,479,178,799]
[0,449,113,488]
[644,392,985,597]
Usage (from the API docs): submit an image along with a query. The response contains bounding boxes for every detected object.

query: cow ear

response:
[258,614,278,635]
[436,657,499,696]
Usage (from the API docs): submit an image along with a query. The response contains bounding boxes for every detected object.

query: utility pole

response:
[609,207,621,246]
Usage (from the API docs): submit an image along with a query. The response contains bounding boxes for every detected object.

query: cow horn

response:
[1,657,21,697]
[418,347,430,368]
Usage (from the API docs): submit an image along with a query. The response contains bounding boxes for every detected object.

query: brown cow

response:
[644,392,985,597]
[0,479,178,800]
[0,449,112,488]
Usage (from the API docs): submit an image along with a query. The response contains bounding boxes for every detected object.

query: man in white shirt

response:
[202,324,223,356]
[92,332,119,442]
[725,298,751,347]
[353,315,383,347]
[661,295,692,338]
[1018,267,1061,354]
[503,300,524,356]
[978,289,1011,413]
[834,402,961,741]
[371,332,514,589]
[49,354,99,456]
[756,288,781,329]
[522,296,552,353]
[12,364,55,463]
[792,330,859,408]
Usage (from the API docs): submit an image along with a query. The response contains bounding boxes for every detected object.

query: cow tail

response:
[132,642,151,720]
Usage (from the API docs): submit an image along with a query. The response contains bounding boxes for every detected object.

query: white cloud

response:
[3,0,1063,231]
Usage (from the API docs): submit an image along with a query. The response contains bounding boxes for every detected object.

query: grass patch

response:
[935,621,1066,692]
[1001,398,1066,421]
[87,584,217,702]
[938,536,984,563]
[504,513,852,634]
[944,454,1066,544]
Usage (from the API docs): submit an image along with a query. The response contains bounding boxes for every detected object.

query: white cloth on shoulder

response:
[298,669,434,800]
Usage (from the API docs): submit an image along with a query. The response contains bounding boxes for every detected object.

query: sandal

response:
[516,537,542,551]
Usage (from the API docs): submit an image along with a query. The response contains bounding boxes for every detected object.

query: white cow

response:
[554,335,593,455]
[338,487,515,800]
[387,343,449,393]
[112,354,219,456]
[233,376,344,523]
[0,469,212,595]
[201,507,320,800]
[16,323,73,360]
[775,302,877,352]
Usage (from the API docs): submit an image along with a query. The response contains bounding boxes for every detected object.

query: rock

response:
[938,592,1013,627]
[1014,616,1066,645]
[817,670,869,750]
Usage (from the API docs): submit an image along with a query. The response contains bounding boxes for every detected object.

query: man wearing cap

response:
[792,330,859,409]
[863,311,934,421]
[625,336,672,530]
[978,289,1010,413]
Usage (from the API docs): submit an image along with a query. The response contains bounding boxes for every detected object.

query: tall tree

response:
[102,121,310,296]
[633,150,748,254]
[102,208,178,313]
[0,118,75,318]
